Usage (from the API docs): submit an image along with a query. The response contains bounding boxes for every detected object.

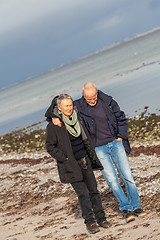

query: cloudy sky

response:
[0,0,160,89]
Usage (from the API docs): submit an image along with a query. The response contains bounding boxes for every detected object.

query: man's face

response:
[84,89,97,106]
[58,99,73,118]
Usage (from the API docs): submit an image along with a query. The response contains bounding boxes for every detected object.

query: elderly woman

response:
[45,93,111,234]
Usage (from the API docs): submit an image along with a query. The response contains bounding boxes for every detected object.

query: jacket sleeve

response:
[45,124,66,162]
[110,99,128,140]
[45,96,59,120]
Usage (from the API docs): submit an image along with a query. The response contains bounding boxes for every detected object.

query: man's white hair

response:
[82,82,97,96]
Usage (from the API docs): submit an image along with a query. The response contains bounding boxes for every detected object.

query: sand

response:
[0,144,160,240]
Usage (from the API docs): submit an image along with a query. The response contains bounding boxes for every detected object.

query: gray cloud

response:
[0,0,160,88]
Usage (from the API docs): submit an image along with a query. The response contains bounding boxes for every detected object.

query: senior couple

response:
[45,83,146,234]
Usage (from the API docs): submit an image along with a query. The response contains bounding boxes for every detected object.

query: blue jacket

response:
[74,90,131,154]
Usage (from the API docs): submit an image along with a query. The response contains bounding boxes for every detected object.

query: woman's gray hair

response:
[57,94,73,107]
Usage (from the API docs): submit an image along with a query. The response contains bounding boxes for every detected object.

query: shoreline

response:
[1,109,160,156]
[0,141,160,161]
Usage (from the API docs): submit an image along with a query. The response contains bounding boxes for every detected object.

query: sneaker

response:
[123,210,135,223]
[133,208,146,217]
[99,220,112,228]
[86,223,100,234]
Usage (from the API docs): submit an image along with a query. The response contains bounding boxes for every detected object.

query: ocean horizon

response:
[0,28,160,135]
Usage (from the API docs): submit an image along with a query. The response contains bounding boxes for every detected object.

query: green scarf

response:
[61,109,81,137]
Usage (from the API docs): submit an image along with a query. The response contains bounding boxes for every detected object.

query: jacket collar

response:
[97,90,112,105]
[78,90,112,115]
[78,96,93,117]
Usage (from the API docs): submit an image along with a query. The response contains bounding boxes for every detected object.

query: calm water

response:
[0,28,160,134]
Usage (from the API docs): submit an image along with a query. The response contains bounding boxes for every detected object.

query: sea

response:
[0,28,160,135]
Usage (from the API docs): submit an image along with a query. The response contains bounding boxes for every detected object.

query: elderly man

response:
[45,93,111,234]
[45,83,146,223]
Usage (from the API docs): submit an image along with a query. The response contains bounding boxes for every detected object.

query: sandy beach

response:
[0,141,160,240]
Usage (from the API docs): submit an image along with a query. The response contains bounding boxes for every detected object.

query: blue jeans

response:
[95,140,141,211]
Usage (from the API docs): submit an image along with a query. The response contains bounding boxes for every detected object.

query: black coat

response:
[45,109,103,183]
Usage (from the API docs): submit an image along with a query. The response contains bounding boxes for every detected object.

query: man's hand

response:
[117,137,123,141]
[52,118,62,127]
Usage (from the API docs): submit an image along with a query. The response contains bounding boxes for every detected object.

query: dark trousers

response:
[71,155,106,226]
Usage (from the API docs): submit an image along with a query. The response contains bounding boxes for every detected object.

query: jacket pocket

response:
[63,159,73,173]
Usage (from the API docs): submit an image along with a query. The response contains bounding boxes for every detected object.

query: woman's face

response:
[58,99,73,118]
